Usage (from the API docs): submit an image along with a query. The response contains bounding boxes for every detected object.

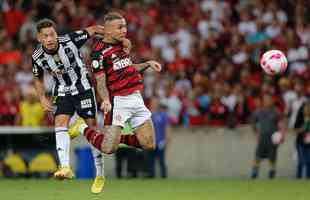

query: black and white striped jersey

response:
[32,30,92,96]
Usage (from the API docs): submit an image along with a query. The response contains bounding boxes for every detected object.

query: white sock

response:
[91,146,104,177]
[79,123,88,135]
[55,127,70,167]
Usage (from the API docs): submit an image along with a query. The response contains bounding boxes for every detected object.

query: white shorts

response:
[105,91,151,128]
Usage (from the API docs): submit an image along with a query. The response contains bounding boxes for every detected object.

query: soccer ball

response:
[260,50,288,75]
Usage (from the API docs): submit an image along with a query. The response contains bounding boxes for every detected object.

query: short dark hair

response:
[103,12,124,24]
[36,18,56,33]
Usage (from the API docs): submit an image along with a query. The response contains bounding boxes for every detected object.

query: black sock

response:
[251,167,259,179]
[269,169,276,179]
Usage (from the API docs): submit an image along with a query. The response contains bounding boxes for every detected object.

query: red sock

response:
[120,135,142,148]
[84,127,104,150]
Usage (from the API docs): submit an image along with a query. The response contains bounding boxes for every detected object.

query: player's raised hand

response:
[122,38,132,54]
[95,25,105,35]
[100,99,112,115]
[147,60,162,72]
[86,25,105,36]
[39,96,54,112]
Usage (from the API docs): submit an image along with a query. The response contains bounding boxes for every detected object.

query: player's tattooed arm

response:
[133,60,162,73]
[132,62,149,72]
[96,73,112,115]
[96,73,109,100]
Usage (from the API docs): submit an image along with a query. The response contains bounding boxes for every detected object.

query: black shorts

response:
[255,141,278,162]
[54,89,97,119]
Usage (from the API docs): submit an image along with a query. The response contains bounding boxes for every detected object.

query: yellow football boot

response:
[68,117,86,139]
[54,166,74,180]
[91,176,105,194]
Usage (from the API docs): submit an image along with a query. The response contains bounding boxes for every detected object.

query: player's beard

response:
[111,36,124,44]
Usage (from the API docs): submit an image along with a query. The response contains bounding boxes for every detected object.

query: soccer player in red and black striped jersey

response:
[70,12,161,154]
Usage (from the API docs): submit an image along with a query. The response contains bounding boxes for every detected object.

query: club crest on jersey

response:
[92,60,100,69]
[113,58,132,70]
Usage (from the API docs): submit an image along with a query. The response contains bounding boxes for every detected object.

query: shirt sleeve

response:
[32,58,44,79]
[91,49,106,76]
[68,30,90,48]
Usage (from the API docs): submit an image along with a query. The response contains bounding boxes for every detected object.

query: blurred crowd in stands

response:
[1,0,310,127]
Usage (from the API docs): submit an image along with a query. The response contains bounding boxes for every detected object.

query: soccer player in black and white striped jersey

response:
[32,18,106,192]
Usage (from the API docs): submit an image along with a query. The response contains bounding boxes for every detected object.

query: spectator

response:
[294,99,310,179]
[15,59,33,94]
[115,147,142,179]
[165,92,182,125]
[287,32,309,75]
[288,80,306,128]
[278,78,297,116]
[250,93,284,179]
[0,89,19,125]
[19,86,44,127]
[208,84,229,127]
[238,9,257,36]
[18,11,36,45]
[148,99,171,178]
[2,0,26,39]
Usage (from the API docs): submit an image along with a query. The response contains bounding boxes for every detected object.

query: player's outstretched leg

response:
[69,119,146,152]
[69,119,121,154]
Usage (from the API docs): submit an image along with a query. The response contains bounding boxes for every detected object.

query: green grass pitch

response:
[0,179,309,200]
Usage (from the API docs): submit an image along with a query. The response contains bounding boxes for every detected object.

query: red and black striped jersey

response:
[91,40,143,97]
